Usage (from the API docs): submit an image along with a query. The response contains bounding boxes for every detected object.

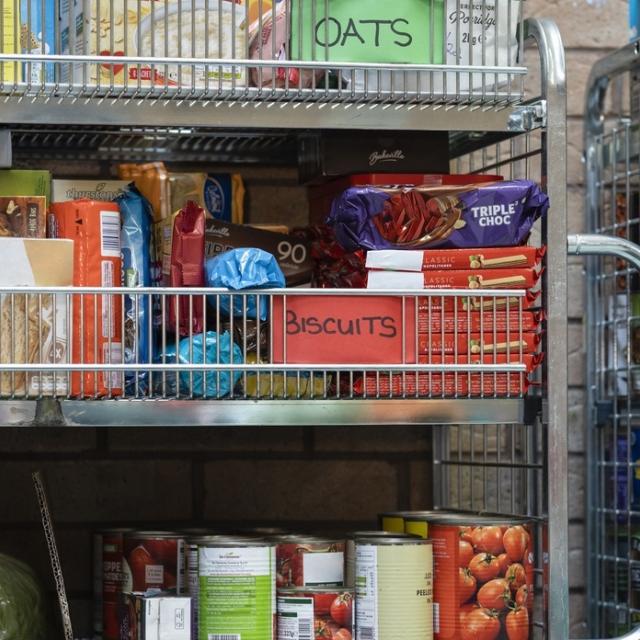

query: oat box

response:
[76,0,247,87]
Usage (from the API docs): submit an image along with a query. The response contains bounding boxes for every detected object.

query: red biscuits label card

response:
[271,295,417,365]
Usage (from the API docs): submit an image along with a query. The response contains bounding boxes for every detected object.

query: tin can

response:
[93,528,132,640]
[378,510,442,534]
[378,511,414,534]
[275,536,346,588]
[198,537,276,640]
[345,531,416,587]
[277,587,354,640]
[122,531,186,594]
[355,536,433,640]
[187,535,249,640]
[425,514,535,640]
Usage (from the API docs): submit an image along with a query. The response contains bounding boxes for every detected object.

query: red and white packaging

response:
[367,267,542,291]
[417,291,541,312]
[354,371,534,397]
[418,332,541,356]
[420,310,543,333]
[365,246,546,272]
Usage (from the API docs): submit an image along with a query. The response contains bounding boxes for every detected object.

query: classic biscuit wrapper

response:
[420,310,543,333]
[328,180,549,252]
[169,201,205,337]
[367,267,542,291]
[366,246,546,272]
[50,199,123,397]
[417,332,541,356]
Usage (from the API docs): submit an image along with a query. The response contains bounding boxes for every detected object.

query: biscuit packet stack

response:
[359,246,546,398]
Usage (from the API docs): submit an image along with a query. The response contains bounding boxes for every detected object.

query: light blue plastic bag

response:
[153,331,242,398]
[205,248,285,321]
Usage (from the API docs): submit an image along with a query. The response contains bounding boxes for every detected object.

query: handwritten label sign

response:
[291,0,445,64]
[272,295,418,365]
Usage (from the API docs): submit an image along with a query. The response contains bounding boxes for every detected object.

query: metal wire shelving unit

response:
[0,2,579,638]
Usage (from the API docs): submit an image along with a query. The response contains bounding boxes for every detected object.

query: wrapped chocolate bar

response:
[328,180,549,252]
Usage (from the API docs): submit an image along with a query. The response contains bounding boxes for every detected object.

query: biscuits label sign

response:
[271,296,418,365]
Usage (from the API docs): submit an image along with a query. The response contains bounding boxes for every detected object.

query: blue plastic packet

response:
[153,331,242,398]
[205,248,285,321]
[178,331,243,398]
[115,184,153,395]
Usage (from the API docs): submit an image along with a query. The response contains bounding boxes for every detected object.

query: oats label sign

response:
[272,295,418,364]
[291,0,445,64]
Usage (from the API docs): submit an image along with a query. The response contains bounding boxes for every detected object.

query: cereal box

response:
[21,0,56,82]
[78,0,247,87]
[1,0,20,83]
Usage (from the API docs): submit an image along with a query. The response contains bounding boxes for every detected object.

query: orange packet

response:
[50,199,123,398]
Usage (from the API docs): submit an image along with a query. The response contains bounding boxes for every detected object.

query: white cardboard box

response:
[0,238,74,396]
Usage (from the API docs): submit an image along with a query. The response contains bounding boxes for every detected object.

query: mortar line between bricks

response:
[0,451,433,461]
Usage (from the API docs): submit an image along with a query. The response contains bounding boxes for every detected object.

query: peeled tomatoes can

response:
[198,538,276,640]
[355,536,433,640]
[345,531,416,588]
[122,531,186,594]
[275,536,345,588]
[277,587,354,640]
[93,528,132,640]
[420,513,535,640]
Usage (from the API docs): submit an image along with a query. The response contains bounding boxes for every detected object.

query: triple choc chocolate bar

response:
[328,180,549,251]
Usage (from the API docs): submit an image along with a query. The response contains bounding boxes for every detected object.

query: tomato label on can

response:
[430,520,534,640]
[276,541,345,588]
[199,545,275,640]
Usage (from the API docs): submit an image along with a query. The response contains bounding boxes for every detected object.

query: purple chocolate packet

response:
[327,180,549,252]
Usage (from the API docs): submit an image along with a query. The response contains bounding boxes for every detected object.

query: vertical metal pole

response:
[526,18,569,640]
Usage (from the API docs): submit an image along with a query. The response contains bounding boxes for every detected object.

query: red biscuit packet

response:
[169,201,205,337]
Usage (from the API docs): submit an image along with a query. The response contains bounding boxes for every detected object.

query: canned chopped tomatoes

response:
[274,536,346,588]
[277,587,353,640]
[122,531,186,594]
[406,513,535,640]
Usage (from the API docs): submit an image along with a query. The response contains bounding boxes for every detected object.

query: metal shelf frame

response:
[0,11,575,640]
[581,37,640,640]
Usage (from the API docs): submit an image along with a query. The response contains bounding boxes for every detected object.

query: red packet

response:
[169,201,205,337]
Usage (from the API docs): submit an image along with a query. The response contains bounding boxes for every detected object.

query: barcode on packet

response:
[298,618,312,640]
[359,628,375,640]
[434,602,440,634]
[100,211,121,257]
[102,342,122,390]
[208,635,241,640]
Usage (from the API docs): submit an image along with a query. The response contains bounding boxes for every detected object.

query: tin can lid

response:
[378,510,430,519]
[412,512,533,526]
[347,531,418,539]
[355,536,432,546]
[194,537,274,548]
[270,535,345,545]
[94,528,135,534]
[277,587,355,596]
[236,527,289,537]
[125,531,182,539]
